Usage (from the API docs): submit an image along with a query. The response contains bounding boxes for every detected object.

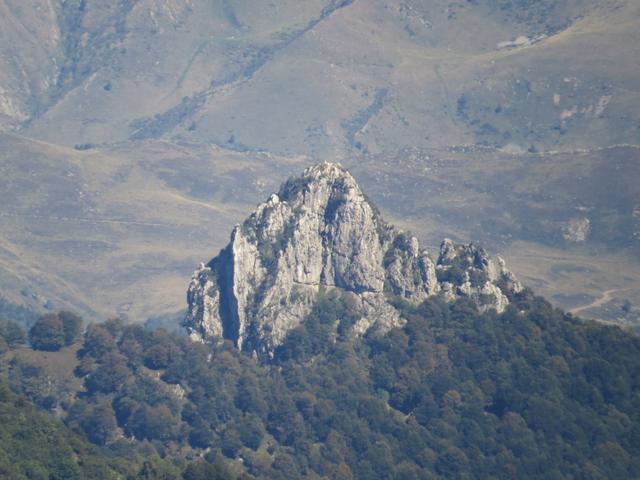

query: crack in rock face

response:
[184,162,522,358]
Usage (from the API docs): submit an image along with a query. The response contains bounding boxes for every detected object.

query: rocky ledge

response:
[184,162,522,357]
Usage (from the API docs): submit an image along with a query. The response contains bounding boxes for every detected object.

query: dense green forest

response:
[0,379,242,479]
[0,381,127,479]
[1,288,639,479]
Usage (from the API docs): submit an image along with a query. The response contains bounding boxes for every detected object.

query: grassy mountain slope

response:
[1,131,638,327]
[0,0,636,154]
[0,1,638,325]
[0,132,302,319]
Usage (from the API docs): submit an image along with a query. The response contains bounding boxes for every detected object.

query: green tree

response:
[237,414,265,450]
[84,353,131,394]
[272,452,299,479]
[137,457,181,480]
[221,427,242,458]
[188,417,215,449]
[29,314,65,351]
[67,397,117,445]
[58,311,83,346]
[0,320,26,347]
[182,461,235,480]
[144,343,172,369]
[82,324,116,357]
[129,404,179,441]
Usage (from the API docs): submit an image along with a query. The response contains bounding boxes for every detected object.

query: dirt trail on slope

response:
[569,286,638,316]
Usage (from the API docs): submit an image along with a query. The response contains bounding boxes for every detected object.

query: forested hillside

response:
[3,288,638,479]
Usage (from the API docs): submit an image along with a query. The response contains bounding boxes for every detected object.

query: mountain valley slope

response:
[1,132,639,328]
[3,0,639,155]
[0,1,638,327]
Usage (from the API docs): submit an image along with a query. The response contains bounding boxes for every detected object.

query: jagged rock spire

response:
[184,162,522,357]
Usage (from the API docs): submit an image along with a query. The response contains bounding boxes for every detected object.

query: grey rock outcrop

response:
[562,217,591,242]
[184,162,522,356]
[435,239,523,313]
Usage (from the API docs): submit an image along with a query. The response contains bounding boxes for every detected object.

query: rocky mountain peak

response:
[278,162,359,200]
[184,163,522,358]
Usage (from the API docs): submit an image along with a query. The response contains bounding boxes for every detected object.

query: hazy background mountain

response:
[0,0,638,326]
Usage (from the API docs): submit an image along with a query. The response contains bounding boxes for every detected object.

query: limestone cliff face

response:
[435,239,522,313]
[184,162,522,356]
